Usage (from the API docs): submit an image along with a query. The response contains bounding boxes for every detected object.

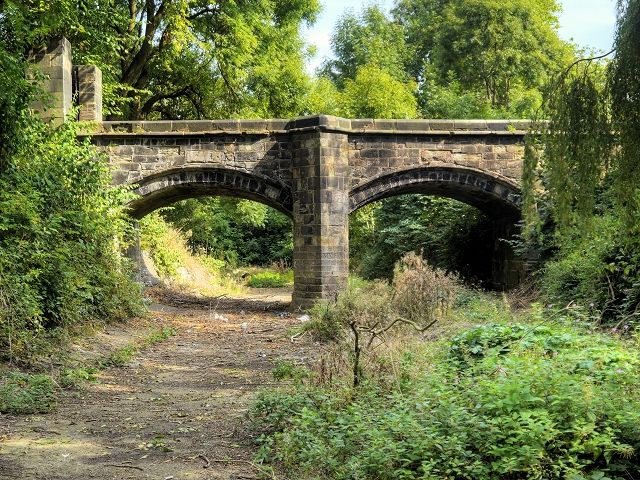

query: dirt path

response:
[0,290,313,479]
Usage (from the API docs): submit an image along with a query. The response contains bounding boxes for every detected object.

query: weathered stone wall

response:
[84,117,528,307]
[348,133,524,187]
[93,130,292,187]
[29,38,74,125]
[76,65,102,122]
[291,131,350,308]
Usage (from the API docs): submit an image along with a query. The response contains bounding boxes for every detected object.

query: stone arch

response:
[349,166,523,289]
[349,166,521,218]
[126,167,294,219]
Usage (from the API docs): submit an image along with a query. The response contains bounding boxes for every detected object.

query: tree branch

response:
[140,86,191,116]
[188,6,220,20]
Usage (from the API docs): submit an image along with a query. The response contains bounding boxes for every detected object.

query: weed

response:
[272,360,312,384]
[60,367,98,388]
[96,327,176,369]
[254,319,640,479]
[98,345,136,368]
[0,372,57,414]
[141,326,177,347]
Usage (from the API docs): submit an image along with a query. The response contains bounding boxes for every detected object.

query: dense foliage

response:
[0,26,142,363]
[350,196,494,284]
[2,0,320,119]
[159,198,292,267]
[254,294,640,479]
[0,115,143,362]
[522,0,640,323]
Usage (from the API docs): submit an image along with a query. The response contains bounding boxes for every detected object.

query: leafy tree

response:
[3,0,320,119]
[338,64,417,118]
[321,5,409,86]
[394,0,573,114]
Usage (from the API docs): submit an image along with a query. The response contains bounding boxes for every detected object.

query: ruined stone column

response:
[29,38,73,125]
[291,118,350,309]
[75,65,103,122]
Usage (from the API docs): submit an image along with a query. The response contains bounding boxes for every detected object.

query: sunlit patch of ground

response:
[0,288,315,480]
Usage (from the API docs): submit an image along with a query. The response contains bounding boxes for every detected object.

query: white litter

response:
[212,312,228,322]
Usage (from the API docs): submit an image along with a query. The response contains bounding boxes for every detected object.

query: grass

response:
[140,213,246,297]
[247,270,294,288]
[0,326,177,415]
[97,326,176,368]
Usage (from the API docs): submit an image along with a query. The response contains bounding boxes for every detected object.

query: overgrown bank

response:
[0,58,143,366]
[253,261,640,479]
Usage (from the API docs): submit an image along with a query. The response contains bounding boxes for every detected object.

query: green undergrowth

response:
[0,326,176,414]
[0,372,57,414]
[247,270,294,288]
[253,291,640,480]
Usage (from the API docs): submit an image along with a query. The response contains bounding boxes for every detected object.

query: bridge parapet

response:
[91,117,530,136]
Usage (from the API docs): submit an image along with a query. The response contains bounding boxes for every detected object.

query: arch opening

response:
[349,167,523,289]
[125,168,295,304]
[349,166,521,219]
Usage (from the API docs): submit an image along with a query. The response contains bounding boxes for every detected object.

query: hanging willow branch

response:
[523,0,640,243]
[609,0,640,241]
[524,60,612,237]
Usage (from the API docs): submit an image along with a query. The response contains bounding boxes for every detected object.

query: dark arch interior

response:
[348,169,523,289]
[349,167,521,221]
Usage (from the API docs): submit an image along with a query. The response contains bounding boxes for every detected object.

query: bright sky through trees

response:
[303,0,617,73]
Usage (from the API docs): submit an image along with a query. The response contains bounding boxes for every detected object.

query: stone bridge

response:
[33,39,528,308]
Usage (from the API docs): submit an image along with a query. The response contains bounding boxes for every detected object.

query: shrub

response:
[254,322,640,479]
[0,372,57,414]
[392,251,458,326]
[60,367,98,388]
[306,253,459,386]
[541,215,640,325]
[0,116,144,363]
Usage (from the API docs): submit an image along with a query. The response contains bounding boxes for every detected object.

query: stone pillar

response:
[29,38,73,125]
[291,124,350,309]
[75,65,103,122]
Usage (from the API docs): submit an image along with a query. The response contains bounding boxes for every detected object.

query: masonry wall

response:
[291,131,350,308]
[94,133,292,188]
[87,119,527,307]
[29,38,73,125]
[348,133,524,189]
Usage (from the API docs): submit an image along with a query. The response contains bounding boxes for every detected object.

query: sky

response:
[302,0,618,73]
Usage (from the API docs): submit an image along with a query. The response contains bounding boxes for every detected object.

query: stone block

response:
[29,37,73,125]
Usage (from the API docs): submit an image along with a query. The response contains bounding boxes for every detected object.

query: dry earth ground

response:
[0,288,314,479]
